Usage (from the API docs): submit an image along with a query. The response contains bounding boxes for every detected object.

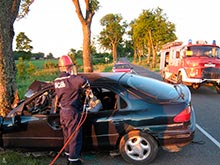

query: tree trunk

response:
[133,46,137,63]
[148,29,157,68]
[138,48,142,63]
[72,0,94,72]
[0,0,21,116]
[112,43,117,63]
[82,24,93,72]
[147,40,151,64]
[152,48,157,68]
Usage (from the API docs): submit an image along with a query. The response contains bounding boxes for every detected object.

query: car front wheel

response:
[119,131,158,165]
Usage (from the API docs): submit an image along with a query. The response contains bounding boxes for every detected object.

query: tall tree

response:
[130,7,177,67]
[71,0,100,72]
[0,0,33,116]
[98,14,127,63]
[16,32,33,52]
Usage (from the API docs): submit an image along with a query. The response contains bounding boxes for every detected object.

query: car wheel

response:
[119,131,158,164]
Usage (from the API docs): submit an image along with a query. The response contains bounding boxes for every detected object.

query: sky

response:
[13,0,220,58]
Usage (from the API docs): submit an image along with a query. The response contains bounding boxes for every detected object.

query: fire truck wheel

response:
[192,83,200,90]
[177,73,182,84]
[216,85,220,94]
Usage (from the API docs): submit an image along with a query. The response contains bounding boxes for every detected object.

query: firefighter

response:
[54,55,90,165]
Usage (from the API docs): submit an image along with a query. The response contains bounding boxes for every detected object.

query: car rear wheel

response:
[119,131,158,164]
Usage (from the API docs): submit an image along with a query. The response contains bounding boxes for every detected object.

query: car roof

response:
[114,62,130,65]
[78,72,126,84]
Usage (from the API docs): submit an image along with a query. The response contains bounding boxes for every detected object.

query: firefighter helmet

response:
[58,55,73,72]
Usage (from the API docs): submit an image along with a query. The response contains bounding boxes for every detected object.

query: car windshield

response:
[125,75,179,101]
[186,46,220,58]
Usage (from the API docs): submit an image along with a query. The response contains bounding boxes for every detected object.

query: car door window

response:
[91,87,127,111]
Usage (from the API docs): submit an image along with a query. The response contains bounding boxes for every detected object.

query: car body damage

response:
[0,72,196,164]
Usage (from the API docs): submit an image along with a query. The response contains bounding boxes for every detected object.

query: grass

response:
[16,59,115,99]
[0,150,50,165]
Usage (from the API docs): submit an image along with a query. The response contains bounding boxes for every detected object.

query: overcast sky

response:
[13,0,220,57]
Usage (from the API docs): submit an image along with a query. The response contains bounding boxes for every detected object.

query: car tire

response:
[119,131,158,165]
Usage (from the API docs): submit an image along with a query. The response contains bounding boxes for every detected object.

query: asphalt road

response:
[48,63,220,165]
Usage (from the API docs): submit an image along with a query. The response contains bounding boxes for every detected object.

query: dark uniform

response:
[54,71,89,163]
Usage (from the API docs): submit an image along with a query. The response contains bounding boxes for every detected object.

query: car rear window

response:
[125,74,179,101]
[114,64,130,69]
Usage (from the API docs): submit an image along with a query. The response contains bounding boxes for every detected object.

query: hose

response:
[49,97,89,165]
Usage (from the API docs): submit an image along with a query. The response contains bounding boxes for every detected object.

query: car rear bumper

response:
[150,107,196,152]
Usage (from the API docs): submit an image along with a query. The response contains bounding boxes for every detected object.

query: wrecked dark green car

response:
[0,72,196,164]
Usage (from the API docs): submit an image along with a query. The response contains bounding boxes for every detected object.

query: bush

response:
[43,60,57,69]
[16,57,25,79]
[26,61,36,76]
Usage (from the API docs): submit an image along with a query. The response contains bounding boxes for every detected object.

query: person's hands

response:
[85,88,94,98]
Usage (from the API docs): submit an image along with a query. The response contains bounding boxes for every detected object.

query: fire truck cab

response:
[160,40,220,93]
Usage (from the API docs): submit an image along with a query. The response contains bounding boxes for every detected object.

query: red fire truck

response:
[160,39,220,93]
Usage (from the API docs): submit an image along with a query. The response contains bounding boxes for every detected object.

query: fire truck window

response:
[212,48,217,57]
[195,50,202,56]
[165,52,169,66]
[176,51,180,58]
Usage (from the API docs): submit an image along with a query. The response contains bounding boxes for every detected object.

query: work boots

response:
[67,159,82,165]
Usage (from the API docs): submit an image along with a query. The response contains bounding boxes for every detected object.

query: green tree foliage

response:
[45,53,54,59]
[26,61,36,75]
[14,51,32,60]
[68,49,79,74]
[17,0,34,20]
[68,50,78,66]
[43,60,56,69]
[98,13,127,63]
[32,52,45,59]
[68,48,81,59]
[16,32,33,52]
[130,7,177,67]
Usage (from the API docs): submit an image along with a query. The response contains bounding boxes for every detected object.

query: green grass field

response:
[16,59,114,99]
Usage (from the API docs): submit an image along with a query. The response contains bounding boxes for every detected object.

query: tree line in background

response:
[15,7,176,69]
[0,0,176,116]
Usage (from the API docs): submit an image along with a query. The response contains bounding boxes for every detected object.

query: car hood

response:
[24,80,53,98]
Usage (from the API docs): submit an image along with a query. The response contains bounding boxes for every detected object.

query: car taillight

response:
[174,106,191,123]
